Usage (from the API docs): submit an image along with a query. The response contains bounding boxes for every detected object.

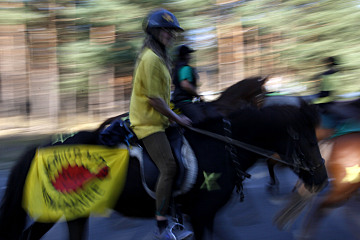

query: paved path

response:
[0,164,359,240]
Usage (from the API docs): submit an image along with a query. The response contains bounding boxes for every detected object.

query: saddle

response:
[98,119,198,199]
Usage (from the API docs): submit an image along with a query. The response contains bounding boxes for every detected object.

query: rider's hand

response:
[176,115,192,127]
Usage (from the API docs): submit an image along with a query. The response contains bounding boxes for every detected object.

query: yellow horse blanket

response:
[23,145,129,222]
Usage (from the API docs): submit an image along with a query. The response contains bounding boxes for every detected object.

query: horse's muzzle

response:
[301,163,328,193]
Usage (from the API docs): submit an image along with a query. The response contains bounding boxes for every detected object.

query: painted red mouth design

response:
[52,165,109,193]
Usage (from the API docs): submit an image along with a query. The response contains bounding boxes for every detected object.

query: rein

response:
[184,124,315,172]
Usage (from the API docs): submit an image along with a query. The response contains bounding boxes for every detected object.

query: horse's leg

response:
[67,217,89,240]
[187,195,224,240]
[291,179,303,192]
[21,222,56,240]
[298,134,360,239]
[184,198,217,240]
[266,158,277,185]
[298,136,360,240]
[298,182,360,240]
[273,186,315,231]
[266,158,279,195]
[0,147,36,239]
[190,214,215,240]
[343,190,360,238]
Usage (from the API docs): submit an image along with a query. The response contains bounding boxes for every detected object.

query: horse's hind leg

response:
[21,222,55,240]
[189,211,216,240]
[343,190,360,239]
[67,217,89,240]
[190,217,210,240]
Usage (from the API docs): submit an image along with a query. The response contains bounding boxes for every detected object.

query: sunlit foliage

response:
[237,0,360,94]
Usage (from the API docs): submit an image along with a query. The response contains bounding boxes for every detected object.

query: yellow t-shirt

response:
[129,48,171,139]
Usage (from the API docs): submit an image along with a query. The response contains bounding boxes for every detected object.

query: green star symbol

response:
[200,171,221,191]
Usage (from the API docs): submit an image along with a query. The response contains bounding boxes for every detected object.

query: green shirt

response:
[321,74,336,92]
[178,66,193,83]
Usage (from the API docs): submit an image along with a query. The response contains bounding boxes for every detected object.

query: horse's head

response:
[229,101,327,193]
[269,101,328,192]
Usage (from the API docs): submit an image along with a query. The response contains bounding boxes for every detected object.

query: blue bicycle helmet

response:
[143,9,184,33]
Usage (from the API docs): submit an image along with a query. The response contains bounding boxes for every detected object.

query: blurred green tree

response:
[1,0,243,81]
[58,0,222,77]
[237,0,360,94]
[0,5,45,25]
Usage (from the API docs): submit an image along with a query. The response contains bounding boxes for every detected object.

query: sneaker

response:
[169,223,194,240]
[154,227,176,240]
[154,223,193,240]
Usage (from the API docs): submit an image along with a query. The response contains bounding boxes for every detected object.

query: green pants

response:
[142,131,177,216]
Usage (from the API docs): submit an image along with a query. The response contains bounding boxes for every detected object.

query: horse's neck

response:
[211,99,253,117]
[201,102,224,121]
[263,96,302,108]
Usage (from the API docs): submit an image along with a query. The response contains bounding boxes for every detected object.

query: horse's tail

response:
[0,146,37,239]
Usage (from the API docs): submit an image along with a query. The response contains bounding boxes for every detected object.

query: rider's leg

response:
[142,132,193,239]
[142,132,177,229]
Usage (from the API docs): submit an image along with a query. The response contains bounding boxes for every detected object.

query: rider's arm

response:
[148,97,192,126]
[179,66,200,97]
[180,80,200,97]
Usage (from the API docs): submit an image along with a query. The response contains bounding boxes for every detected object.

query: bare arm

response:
[180,80,199,97]
[148,97,192,127]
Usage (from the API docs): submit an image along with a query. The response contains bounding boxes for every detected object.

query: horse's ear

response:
[259,75,269,85]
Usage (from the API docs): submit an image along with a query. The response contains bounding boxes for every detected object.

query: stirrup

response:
[168,222,193,240]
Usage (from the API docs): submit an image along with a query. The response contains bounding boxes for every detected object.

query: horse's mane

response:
[215,76,267,103]
[261,101,320,129]
[211,76,267,116]
[228,99,320,133]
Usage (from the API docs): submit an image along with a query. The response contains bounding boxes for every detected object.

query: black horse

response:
[0,98,327,240]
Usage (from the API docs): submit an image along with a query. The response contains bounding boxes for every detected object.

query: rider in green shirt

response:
[312,56,342,129]
[172,45,205,125]
[312,56,340,105]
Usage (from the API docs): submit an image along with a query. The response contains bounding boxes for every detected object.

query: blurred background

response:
[1,0,360,163]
